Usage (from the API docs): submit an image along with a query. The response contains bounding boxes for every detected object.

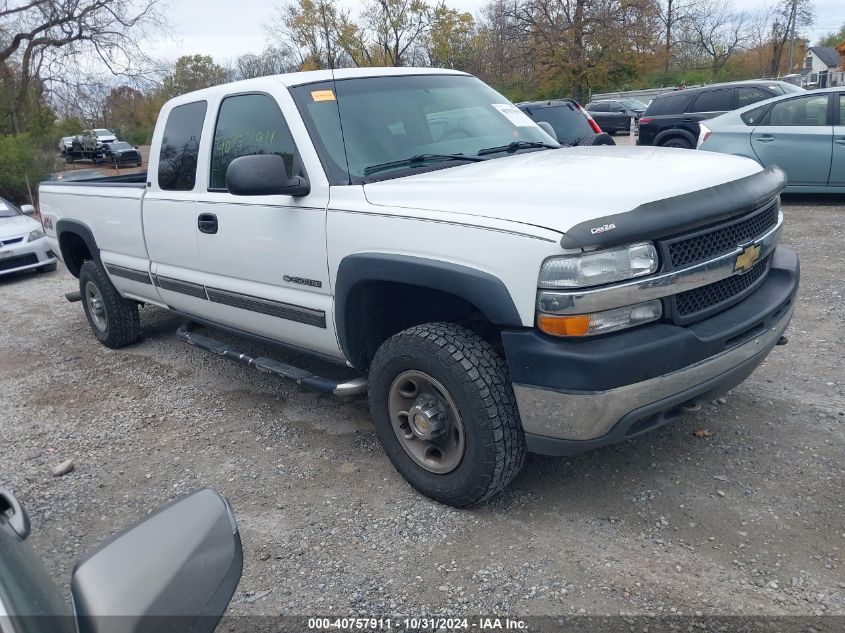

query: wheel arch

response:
[56,219,100,278]
[334,253,522,370]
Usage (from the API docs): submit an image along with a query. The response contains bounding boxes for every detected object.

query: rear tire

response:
[578,132,616,146]
[368,322,526,507]
[79,260,141,348]
[661,137,692,149]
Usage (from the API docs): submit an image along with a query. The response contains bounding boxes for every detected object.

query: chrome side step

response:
[176,323,367,397]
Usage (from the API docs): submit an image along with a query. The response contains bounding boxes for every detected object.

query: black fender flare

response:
[334,253,522,362]
[654,128,697,148]
[55,219,100,277]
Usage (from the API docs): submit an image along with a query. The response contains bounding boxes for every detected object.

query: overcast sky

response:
[147,0,843,64]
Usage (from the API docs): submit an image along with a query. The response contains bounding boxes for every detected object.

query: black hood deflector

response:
[560,165,787,250]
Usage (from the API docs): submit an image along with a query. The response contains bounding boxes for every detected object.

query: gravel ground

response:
[1,197,843,621]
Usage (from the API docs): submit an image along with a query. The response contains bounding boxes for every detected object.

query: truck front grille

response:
[666,203,778,269]
[673,253,772,320]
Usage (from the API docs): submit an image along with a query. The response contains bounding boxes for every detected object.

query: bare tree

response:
[682,0,750,78]
[0,0,164,133]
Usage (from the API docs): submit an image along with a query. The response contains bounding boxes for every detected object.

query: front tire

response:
[79,260,141,348]
[368,323,526,507]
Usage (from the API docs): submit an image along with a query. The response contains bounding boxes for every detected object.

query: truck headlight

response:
[538,300,662,337]
[539,242,658,289]
[27,229,45,241]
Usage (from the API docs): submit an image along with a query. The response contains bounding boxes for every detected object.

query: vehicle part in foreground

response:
[0,486,242,633]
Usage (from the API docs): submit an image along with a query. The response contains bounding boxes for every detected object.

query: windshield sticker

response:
[311,90,336,102]
[491,103,537,128]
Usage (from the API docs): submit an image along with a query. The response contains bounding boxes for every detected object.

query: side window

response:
[737,88,772,108]
[644,93,690,116]
[741,105,770,126]
[158,101,207,191]
[767,95,829,126]
[691,89,734,113]
[839,95,845,125]
[210,93,299,191]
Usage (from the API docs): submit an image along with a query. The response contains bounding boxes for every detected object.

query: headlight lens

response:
[539,242,658,289]
[538,300,663,337]
[27,229,45,241]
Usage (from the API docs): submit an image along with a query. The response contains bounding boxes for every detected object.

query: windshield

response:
[0,198,20,218]
[290,74,557,183]
[778,82,805,94]
[619,99,648,110]
[111,142,132,150]
[95,129,113,137]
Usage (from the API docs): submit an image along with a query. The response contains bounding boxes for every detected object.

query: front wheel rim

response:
[387,370,465,474]
[85,281,107,332]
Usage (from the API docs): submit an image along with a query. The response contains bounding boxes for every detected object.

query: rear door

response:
[686,89,735,131]
[751,93,833,187]
[193,89,340,358]
[830,91,845,186]
[143,99,210,313]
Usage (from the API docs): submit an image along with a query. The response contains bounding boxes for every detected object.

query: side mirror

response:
[536,121,558,143]
[71,489,242,633]
[226,154,310,197]
[20,204,36,216]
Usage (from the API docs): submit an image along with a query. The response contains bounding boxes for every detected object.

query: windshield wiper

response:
[363,153,486,177]
[477,140,559,156]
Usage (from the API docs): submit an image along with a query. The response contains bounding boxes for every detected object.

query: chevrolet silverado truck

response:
[39,68,799,507]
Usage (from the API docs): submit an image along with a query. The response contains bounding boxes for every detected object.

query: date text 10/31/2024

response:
[307,617,527,630]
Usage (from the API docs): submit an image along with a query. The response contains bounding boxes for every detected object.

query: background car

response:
[585,98,648,134]
[103,141,143,166]
[637,80,805,149]
[698,87,844,192]
[73,128,117,152]
[517,99,615,146]
[57,136,75,155]
[0,195,57,275]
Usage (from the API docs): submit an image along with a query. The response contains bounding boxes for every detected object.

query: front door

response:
[751,93,833,187]
[194,91,340,359]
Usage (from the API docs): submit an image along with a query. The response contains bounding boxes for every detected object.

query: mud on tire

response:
[79,260,141,349]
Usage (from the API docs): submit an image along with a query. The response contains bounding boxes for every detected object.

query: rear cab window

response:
[158,101,208,191]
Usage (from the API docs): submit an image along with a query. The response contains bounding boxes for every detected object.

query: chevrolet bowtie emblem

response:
[734,244,761,273]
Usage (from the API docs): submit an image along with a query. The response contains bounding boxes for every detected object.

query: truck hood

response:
[0,214,39,239]
[363,146,763,237]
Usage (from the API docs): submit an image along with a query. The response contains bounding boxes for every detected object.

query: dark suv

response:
[637,80,804,149]
[517,99,614,146]
[585,98,648,134]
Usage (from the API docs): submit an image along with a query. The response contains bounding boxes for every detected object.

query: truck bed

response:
[46,172,147,187]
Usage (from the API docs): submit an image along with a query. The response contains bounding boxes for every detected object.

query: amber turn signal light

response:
[537,314,591,337]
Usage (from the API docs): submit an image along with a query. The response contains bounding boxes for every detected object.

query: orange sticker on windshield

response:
[311,90,336,102]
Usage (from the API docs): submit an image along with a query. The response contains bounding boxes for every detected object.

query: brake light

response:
[576,103,603,134]
[638,117,653,125]
[698,123,712,148]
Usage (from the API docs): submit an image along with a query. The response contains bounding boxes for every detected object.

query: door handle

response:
[835,138,845,145]
[197,213,218,234]
[680,117,696,123]
[755,135,775,143]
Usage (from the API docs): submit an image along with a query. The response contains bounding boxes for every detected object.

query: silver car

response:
[698,87,845,192]
[0,196,57,275]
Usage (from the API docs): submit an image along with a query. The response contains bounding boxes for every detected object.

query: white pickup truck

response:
[39,68,799,507]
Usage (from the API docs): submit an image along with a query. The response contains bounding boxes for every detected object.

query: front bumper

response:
[0,236,57,275]
[502,247,799,455]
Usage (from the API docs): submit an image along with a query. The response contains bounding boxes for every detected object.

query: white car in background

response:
[0,196,57,275]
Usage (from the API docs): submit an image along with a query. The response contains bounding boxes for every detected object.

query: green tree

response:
[0,134,50,205]
[160,55,227,101]
[819,23,845,47]
[425,3,475,69]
